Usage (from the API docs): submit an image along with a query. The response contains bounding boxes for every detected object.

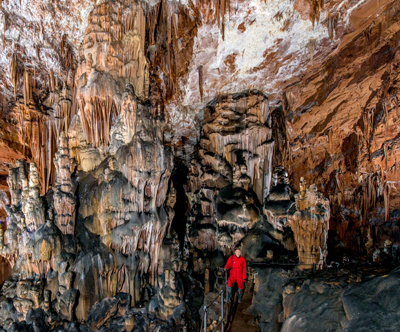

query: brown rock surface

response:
[278,0,400,257]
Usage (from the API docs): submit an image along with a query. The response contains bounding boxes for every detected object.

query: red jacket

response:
[225,255,246,280]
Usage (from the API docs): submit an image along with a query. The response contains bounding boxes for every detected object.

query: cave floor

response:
[225,288,258,332]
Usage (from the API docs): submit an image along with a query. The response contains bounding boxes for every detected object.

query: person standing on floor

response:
[224,248,246,303]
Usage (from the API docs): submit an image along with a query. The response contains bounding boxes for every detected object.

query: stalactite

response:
[23,71,27,107]
[79,96,119,148]
[384,181,391,222]
[327,12,339,41]
[221,0,225,40]
[198,65,203,103]
[308,0,324,27]
[167,4,172,45]
[362,112,369,143]
[363,175,369,222]
[214,0,230,39]
[9,53,18,99]
[23,70,32,107]
[334,171,343,205]
[287,140,292,164]
[384,143,388,170]
[143,66,149,101]
[383,98,389,137]
[49,69,55,92]
[328,127,333,153]
[171,9,179,41]
[306,39,317,66]
[33,67,37,95]
[215,0,220,30]
[392,94,399,119]
[357,169,389,232]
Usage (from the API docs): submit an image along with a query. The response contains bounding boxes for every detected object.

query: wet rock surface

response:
[250,268,290,332]
[342,267,400,332]
[250,264,400,332]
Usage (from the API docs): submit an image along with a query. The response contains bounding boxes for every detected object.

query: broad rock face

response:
[0,97,185,328]
[186,91,275,266]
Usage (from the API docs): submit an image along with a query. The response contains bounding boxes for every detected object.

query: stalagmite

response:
[53,132,76,235]
[288,179,330,270]
[22,162,45,232]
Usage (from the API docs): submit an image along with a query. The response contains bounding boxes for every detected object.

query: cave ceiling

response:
[0,0,398,189]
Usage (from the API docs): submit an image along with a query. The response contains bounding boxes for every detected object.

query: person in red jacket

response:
[224,248,246,303]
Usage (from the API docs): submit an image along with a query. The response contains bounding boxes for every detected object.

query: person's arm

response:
[242,257,246,280]
[224,256,232,270]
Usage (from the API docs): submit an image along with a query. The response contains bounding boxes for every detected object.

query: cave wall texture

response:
[0,0,398,331]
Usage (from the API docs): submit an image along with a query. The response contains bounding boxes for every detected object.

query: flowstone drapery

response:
[0,85,195,330]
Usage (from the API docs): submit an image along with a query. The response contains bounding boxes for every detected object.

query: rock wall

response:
[277,0,400,258]
[251,265,400,332]
[0,85,199,330]
[0,87,333,331]
[186,91,330,272]
[186,91,276,270]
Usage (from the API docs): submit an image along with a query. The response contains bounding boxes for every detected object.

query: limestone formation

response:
[109,84,138,155]
[264,166,296,251]
[0,100,189,329]
[187,91,274,269]
[0,0,398,331]
[68,113,102,172]
[0,66,184,326]
[148,270,186,322]
[22,162,45,232]
[71,100,175,320]
[55,262,78,321]
[76,1,149,150]
[7,160,46,234]
[53,132,76,235]
[289,180,330,270]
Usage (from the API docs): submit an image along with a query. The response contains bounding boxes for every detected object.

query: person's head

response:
[235,248,241,257]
